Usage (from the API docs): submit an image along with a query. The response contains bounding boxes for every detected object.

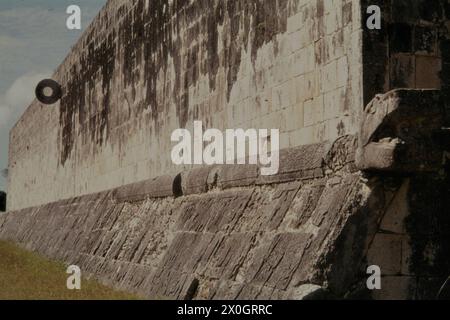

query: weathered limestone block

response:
[289,284,328,300]
[247,233,312,291]
[181,167,214,195]
[367,233,405,275]
[257,142,329,185]
[324,135,358,173]
[113,174,175,201]
[181,190,255,234]
[217,165,259,190]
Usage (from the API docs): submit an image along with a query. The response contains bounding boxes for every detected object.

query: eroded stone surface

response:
[3,0,450,301]
[8,0,365,211]
[0,157,370,299]
[2,147,449,300]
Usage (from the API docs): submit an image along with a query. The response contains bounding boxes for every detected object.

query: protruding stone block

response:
[356,89,448,173]
[113,174,176,201]
[257,142,329,185]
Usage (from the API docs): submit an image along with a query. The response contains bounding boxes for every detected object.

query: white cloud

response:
[0,72,50,129]
[0,4,103,94]
[0,35,25,49]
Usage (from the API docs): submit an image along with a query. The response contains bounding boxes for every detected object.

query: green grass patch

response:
[0,241,140,300]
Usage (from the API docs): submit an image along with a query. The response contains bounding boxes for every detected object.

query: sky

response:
[0,0,107,190]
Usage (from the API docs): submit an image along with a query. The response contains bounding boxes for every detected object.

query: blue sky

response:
[0,0,107,190]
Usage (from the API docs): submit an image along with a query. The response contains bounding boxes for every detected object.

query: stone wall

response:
[3,141,360,299]
[362,0,450,104]
[7,0,364,211]
[3,0,450,300]
[1,135,449,299]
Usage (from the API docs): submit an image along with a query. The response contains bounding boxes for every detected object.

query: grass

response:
[0,241,140,300]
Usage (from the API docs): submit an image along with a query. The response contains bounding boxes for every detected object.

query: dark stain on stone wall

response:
[361,0,389,106]
[60,19,117,166]
[442,41,450,114]
[58,0,289,166]
[406,173,450,298]
[0,191,5,212]
[362,0,450,106]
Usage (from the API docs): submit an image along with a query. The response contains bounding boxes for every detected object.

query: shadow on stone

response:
[0,192,6,212]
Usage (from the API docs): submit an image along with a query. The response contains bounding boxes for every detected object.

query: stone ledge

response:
[112,174,176,202]
[5,138,358,209]
[112,139,355,202]
[257,142,330,185]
